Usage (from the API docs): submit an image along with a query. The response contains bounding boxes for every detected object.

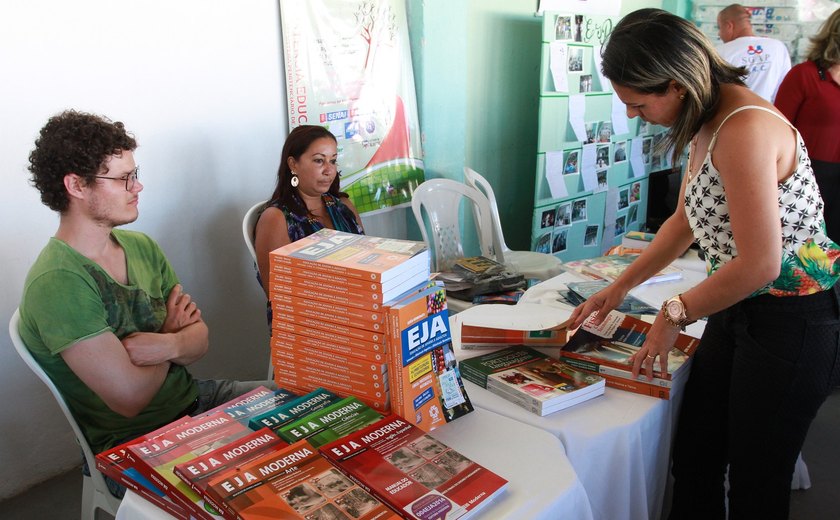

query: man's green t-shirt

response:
[19,230,198,453]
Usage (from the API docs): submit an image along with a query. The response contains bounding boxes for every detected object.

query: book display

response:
[320,415,508,520]
[560,311,700,399]
[100,384,511,519]
[459,346,604,416]
[385,283,474,431]
[268,229,433,412]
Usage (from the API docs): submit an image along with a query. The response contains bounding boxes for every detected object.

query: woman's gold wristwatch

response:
[661,294,696,328]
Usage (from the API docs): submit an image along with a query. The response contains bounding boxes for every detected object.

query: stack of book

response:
[559,311,700,399]
[268,229,432,413]
[97,389,507,519]
[459,346,605,416]
[384,282,474,431]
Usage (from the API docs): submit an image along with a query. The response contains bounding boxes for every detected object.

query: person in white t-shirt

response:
[716,4,791,102]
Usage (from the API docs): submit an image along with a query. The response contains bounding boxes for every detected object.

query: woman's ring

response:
[646,354,656,360]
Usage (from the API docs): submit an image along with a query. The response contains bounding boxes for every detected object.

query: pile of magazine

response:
[435,256,526,300]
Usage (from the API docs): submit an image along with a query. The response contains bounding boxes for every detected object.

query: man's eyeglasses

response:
[94,167,139,191]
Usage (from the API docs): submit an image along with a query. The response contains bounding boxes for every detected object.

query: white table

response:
[116,407,593,520]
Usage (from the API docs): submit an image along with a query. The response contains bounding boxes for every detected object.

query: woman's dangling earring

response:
[679,94,685,100]
[290,171,299,187]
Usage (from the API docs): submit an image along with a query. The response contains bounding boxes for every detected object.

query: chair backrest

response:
[463,167,510,253]
[9,309,120,518]
[242,201,267,264]
[411,178,503,272]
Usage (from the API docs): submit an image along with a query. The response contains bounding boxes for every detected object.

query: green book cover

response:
[458,346,549,388]
[247,387,340,431]
[276,396,383,447]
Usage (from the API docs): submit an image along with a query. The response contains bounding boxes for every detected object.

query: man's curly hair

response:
[28,110,137,213]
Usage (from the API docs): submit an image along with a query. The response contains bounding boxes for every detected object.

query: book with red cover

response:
[126,411,254,519]
[206,439,400,520]
[320,414,508,520]
[269,228,430,285]
[172,428,289,519]
[561,311,698,381]
[96,444,190,519]
[385,283,473,432]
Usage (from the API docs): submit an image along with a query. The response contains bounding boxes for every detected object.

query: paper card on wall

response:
[580,143,598,192]
[601,188,619,254]
[545,150,569,199]
[630,136,646,178]
[593,45,612,94]
[569,94,587,142]
[611,92,629,135]
[549,41,570,92]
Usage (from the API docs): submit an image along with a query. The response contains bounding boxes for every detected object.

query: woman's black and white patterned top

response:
[684,105,840,296]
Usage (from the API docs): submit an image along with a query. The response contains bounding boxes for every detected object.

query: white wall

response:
[0,0,286,498]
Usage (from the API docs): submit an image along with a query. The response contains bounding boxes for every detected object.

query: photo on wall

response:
[617,188,629,210]
[564,150,580,174]
[615,215,626,236]
[540,208,556,228]
[572,198,588,222]
[630,181,641,203]
[555,203,572,227]
[628,204,638,224]
[642,137,652,164]
[597,121,613,143]
[614,140,627,163]
[568,47,584,72]
[596,144,610,169]
[596,169,608,192]
[574,14,584,42]
[552,228,569,253]
[535,231,552,254]
[579,74,593,93]
[555,15,573,41]
[584,224,599,246]
[584,122,597,144]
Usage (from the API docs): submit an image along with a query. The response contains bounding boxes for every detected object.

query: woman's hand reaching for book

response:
[630,314,681,380]
[568,282,630,329]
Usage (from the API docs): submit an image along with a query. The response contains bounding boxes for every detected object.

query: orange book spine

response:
[271,297,384,332]
[273,350,387,378]
[461,324,568,347]
[560,348,674,381]
[272,371,389,408]
[273,358,387,395]
[269,267,386,295]
[601,373,672,399]
[272,314,386,345]
[269,279,383,312]
[271,334,387,365]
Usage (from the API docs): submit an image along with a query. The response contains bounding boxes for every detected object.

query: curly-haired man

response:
[18,110,274,498]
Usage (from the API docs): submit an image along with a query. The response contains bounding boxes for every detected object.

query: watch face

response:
[666,300,683,319]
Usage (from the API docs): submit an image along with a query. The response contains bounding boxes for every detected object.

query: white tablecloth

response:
[116,407,593,520]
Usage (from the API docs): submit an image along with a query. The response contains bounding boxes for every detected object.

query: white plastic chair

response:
[9,309,121,520]
[463,166,563,281]
[242,201,267,265]
[411,178,503,273]
[242,202,275,379]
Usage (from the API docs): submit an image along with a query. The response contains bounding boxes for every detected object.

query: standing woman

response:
[776,8,840,242]
[255,125,364,297]
[567,9,840,519]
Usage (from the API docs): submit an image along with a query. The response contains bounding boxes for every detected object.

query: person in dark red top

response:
[776,8,840,240]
